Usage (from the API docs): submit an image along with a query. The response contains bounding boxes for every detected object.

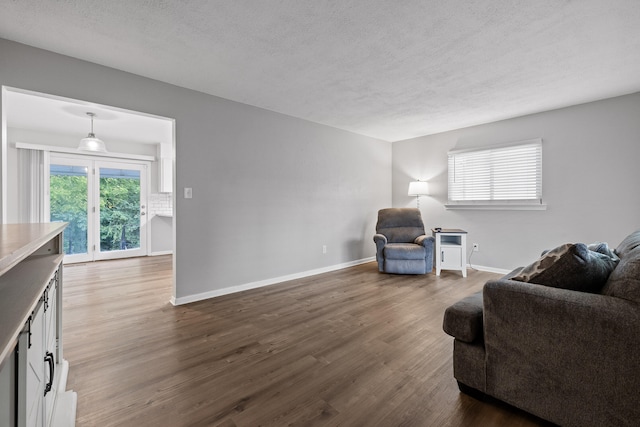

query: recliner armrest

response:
[414,235,435,249]
[373,234,387,245]
[443,291,483,343]
[373,234,387,254]
[373,234,387,272]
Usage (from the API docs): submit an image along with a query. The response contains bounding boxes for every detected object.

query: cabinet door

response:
[44,281,58,425]
[441,246,462,269]
[18,302,45,427]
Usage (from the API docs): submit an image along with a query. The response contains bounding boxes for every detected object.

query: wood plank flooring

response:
[63,257,551,426]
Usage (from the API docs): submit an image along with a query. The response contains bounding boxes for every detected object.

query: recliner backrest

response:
[376,208,426,243]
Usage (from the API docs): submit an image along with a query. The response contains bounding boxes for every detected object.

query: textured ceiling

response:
[2,1,640,142]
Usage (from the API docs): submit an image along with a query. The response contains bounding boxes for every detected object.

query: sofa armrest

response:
[483,278,640,425]
[443,291,483,343]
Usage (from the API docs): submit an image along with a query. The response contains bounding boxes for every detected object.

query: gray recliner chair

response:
[373,208,435,274]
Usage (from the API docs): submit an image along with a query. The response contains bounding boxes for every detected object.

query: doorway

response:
[2,85,177,301]
[49,155,149,263]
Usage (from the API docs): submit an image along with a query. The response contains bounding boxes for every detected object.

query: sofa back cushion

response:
[512,243,618,293]
[602,245,640,303]
[614,229,640,258]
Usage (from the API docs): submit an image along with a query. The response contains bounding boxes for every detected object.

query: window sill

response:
[444,203,547,211]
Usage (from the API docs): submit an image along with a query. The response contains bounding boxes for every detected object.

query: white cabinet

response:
[157,144,173,193]
[18,296,46,427]
[158,158,172,193]
[433,229,467,277]
[19,271,62,427]
[44,281,59,421]
[0,223,76,427]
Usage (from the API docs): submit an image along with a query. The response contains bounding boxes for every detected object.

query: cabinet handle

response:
[44,352,55,396]
[441,251,444,262]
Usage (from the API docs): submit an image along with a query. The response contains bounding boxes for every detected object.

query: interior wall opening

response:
[1,86,176,299]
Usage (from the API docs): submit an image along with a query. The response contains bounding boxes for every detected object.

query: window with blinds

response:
[447,139,543,209]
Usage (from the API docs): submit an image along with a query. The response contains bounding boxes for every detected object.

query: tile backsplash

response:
[149,193,173,216]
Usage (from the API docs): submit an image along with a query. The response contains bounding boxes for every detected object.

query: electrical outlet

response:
[322,245,327,254]
[473,243,479,252]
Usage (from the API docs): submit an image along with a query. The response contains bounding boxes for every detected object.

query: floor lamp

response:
[408,181,429,208]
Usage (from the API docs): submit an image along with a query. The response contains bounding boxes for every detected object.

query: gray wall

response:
[0,39,391,301]
[393,92,640,271]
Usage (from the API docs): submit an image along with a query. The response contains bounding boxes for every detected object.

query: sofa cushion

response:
[443,291,483,343]
[615,230,640,258]
[602,246,640,303]
[512,243,618,293]
[383,243,426,260]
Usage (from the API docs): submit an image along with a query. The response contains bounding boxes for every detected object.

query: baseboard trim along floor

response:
[171,256,376,305]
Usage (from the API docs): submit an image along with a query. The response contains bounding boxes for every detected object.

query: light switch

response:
[184,187,193,199]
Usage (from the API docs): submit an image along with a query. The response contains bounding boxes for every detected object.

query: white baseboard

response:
[57,359,69,391]
[52,359,77,427]
[468,264,512,275]
[171,257,376,305]
[52,391,77,427]
[150,250,173,256]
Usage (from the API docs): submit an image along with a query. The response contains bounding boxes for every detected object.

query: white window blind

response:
[447,139,543,208]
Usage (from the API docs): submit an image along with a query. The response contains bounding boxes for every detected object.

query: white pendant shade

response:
[78,112,107,152]
[408,181,429,196]
[78,135,107,152]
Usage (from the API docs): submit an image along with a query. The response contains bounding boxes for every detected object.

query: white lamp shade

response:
[78,136,107,152]
[408,181,429,196]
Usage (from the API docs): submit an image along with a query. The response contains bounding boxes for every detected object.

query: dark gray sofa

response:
[443,230,640,426]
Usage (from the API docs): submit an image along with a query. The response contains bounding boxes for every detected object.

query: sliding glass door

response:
[49,155,148,263]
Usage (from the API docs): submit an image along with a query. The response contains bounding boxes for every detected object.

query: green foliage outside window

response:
[50,173,140,255]
[99,177,140,251]
[50,175,88,254]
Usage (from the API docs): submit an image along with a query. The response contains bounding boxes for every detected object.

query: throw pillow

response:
[512,243,619,293]
[588,241,618,260]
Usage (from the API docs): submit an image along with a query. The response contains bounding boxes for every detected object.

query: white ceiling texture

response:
[1,0,640,142]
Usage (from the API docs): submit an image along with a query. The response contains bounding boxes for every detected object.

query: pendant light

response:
[78,112,107,152]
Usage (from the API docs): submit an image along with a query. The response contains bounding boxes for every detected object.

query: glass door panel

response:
[49,159,92,263]
[95,162,147,260]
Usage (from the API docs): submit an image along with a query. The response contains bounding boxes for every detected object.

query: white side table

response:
[432,228,467,277]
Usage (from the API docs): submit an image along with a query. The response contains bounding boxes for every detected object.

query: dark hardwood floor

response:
[63,256,549,426]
